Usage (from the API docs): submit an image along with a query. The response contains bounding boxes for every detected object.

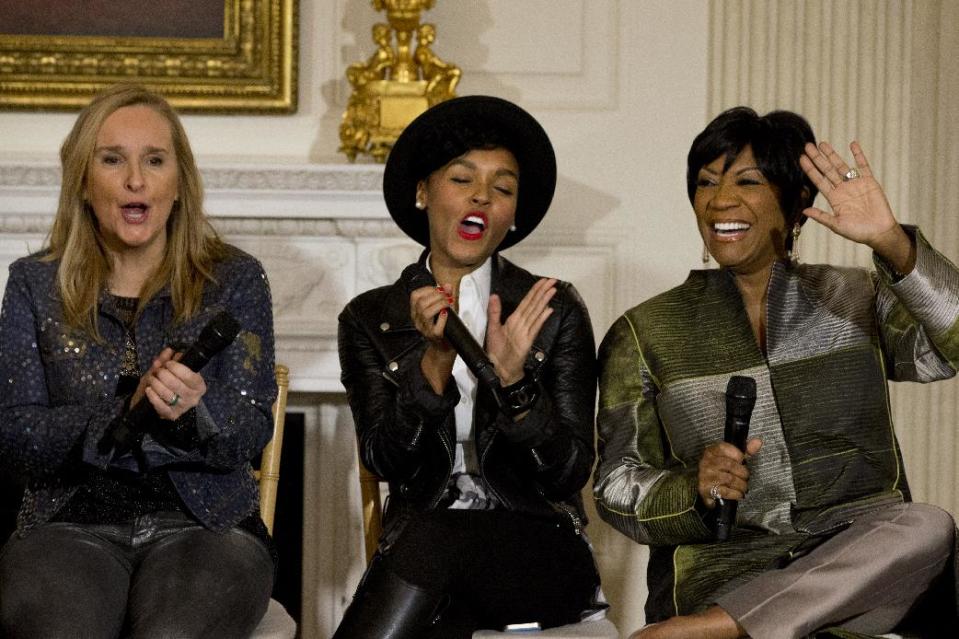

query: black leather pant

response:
[0,511,274,639]
[334,509,601,639]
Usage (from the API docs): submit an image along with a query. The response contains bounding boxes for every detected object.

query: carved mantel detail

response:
[0,158,616,395]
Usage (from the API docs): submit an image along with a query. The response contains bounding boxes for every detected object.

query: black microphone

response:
[715,375,757,542]
[99,310,242,454]
[402,263,502,390]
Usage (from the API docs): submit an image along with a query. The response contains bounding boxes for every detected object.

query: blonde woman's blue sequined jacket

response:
[594,228,959,621]
[0,248,276,534]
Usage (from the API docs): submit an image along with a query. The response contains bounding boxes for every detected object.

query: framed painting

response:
[0,0,297,113]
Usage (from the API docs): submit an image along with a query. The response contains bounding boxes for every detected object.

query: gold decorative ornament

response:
[0,0,297,113]
[339,0,461,162]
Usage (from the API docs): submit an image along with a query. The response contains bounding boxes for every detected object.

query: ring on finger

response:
[168,393,180,407]
[842,168,861,181]
[709,484,722,500]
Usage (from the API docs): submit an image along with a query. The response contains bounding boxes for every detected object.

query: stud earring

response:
[787,222,801,264]
[415,200,425,210]
[510,224,517,232]
[701,243,711,266]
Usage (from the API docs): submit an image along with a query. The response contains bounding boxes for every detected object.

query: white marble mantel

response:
[0,158,428,394]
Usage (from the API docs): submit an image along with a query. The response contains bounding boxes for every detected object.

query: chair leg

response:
[333,559,447,639]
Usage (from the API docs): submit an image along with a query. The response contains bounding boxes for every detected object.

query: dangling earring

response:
[787,222,801,264]
[701,243,711,266]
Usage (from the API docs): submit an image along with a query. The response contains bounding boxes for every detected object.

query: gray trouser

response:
[716,502,955,639]
[0,511,274,639]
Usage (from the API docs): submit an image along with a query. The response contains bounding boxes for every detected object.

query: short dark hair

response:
[686,106,818,233]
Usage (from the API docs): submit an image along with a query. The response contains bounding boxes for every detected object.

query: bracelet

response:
[496,373,539,417]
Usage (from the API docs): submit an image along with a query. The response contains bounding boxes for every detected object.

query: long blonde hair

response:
[45,84,229,338]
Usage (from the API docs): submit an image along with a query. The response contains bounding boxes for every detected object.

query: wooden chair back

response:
[257,364,289,535]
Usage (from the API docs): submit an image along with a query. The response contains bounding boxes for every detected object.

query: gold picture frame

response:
[0,0,297,113]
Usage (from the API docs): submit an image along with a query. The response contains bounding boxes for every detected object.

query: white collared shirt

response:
[427,255,492,475]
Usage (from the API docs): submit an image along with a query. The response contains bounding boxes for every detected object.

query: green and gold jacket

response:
[594,229,959,622]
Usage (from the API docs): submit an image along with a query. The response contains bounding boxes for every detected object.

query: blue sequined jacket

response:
[0,247,276,534]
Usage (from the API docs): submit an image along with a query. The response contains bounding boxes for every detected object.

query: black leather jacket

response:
[338,253,596,543]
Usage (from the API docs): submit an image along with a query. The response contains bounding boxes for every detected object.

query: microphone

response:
[401,263,502,390]
[99,310,242,454]
[715,375,757,542]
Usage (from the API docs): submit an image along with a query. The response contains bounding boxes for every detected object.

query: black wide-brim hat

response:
[383,95,556,250]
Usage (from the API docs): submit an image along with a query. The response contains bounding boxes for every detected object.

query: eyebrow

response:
[700,164,763,176]
[449,158,519,180]
[95,145,170,155]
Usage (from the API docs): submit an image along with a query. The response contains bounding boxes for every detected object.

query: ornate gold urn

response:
[339,0,461,162]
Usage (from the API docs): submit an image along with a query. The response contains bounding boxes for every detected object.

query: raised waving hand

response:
[799,141,915,273]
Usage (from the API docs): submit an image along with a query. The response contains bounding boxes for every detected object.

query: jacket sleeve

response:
[338,300,459,482]
[593,313,714,546]
[166,258,277,471]
[492,282,597,501]
[875,227,959,382]
[0,261,128,478]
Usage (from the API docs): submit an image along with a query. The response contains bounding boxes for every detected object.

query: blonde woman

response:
[0,84,277,637]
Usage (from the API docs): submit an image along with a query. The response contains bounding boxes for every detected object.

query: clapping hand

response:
[486,278,556,386]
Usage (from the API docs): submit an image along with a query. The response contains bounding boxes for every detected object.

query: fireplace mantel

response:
[1,157,616,396]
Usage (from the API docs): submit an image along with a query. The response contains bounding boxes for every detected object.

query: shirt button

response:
[380,322,390,332]
[388,361,399,372]
[534,351,545,362]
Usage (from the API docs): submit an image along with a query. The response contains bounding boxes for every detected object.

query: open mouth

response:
[121,202,149,223]
[458,213,488,241]
[712,221,751,238]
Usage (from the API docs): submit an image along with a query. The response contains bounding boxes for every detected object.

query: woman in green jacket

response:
[595,107,957,639]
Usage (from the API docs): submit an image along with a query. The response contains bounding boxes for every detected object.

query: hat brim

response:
[383,95,556,250]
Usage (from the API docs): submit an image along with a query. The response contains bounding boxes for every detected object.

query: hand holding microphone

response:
[135,348,207,420]
[403,263,555,416]
[697,376,762,541]
[405,263,502,392]
[99,310,240,455]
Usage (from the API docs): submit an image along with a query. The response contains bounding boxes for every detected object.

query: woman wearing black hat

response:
[334,96,603,638]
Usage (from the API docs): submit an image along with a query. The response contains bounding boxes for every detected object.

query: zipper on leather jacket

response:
[428,428,456,509]
[479,429,510,509]
[552,500,583,536]
[529,447,546,470]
